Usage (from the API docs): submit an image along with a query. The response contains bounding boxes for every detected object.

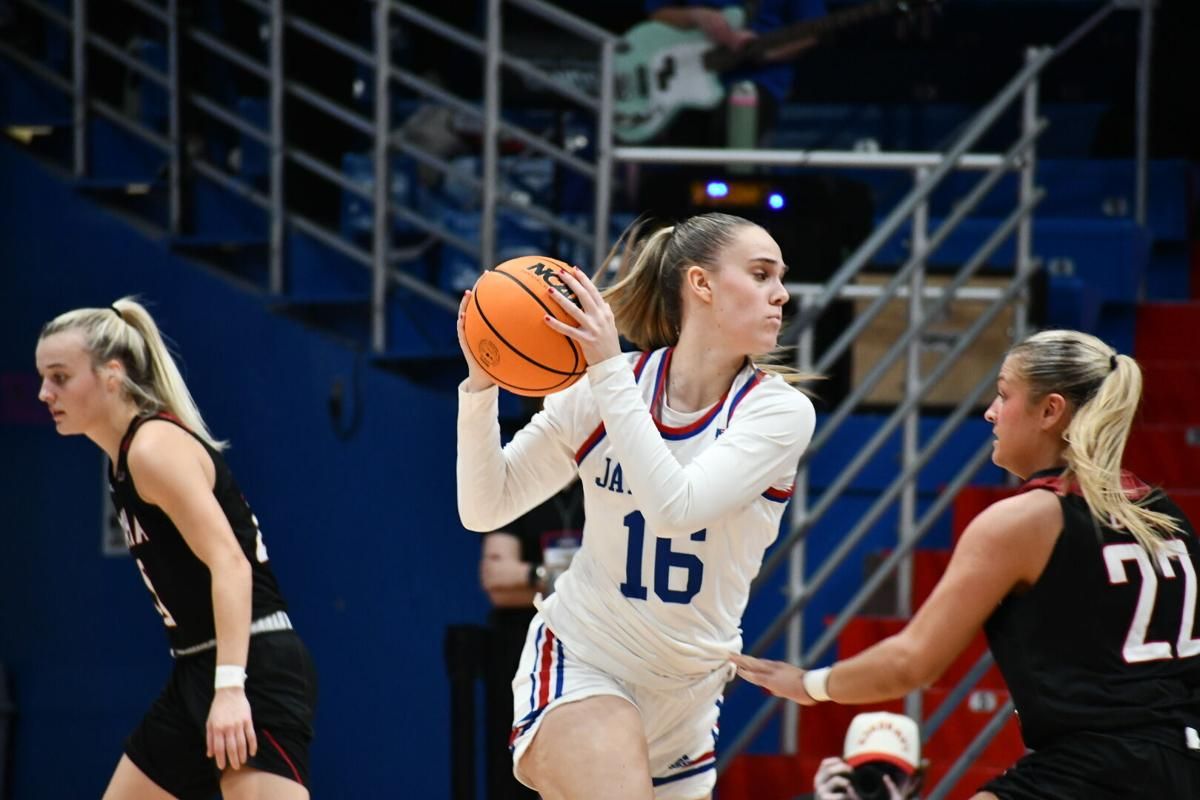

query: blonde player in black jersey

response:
[35,298,316,800]
[732,329,1200,799]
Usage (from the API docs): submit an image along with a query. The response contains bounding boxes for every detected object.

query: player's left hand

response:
[207,687,258,770]
[543,266,622,366]
[728,652,817,705]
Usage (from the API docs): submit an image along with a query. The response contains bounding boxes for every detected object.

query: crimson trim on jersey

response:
[120,411,187,453]
[657,397,727,440]
[1019,470,1152,501]
[727,370,765,422]
[650,347,734,440]
[573,351,654,466]
[574,424,607,465]
[762,485,794,503]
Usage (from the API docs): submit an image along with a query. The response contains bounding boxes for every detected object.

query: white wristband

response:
[802,667,832,703]
[214,664,247,690]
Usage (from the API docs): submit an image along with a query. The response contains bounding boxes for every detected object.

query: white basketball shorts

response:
[509,613,731,800]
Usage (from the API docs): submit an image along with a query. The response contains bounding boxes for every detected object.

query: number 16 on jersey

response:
[619,511,707,605]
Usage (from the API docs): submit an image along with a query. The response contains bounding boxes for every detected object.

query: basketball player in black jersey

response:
[35,298,317,800]
[731,329,1200,798]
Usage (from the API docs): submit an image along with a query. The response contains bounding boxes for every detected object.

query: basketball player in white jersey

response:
[457,213,817,800]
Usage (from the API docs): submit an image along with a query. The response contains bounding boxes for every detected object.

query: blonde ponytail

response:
[40,297,227,451]
[1010,330,1180,554]
[600,220,680,351]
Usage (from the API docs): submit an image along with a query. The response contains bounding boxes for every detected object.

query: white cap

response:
[843,712,920,775]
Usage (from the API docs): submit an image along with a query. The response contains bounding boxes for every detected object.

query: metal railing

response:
[0,0,619,354]
[0,0,1154,793]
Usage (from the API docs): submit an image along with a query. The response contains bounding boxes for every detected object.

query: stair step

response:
[872,217,1150,305]
[952,486,1016,544]
[1135,302,1200,363]
[171,234,268,250]
[717,753,812,800]
[1141,363,1200,425]
[1125,424,1200,490]
[74,177,161,192]
[862,549,951,615]
[923,685,1025,769]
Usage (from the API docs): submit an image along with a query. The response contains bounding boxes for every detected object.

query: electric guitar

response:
[613,0,936,144]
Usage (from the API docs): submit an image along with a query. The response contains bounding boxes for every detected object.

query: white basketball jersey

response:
[458,348,815,690]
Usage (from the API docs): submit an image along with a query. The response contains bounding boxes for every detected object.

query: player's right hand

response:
[729,651,816,705]
[206,687,258,771]
[457,289,496,393]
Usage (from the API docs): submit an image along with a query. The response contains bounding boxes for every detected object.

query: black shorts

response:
[981,729,1200,800]
[125,630,318,800]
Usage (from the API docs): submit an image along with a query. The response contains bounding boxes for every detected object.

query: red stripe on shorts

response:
[537,628,556,709]
[261,727,303,786]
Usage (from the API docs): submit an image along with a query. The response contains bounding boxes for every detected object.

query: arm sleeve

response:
[587,356,815,538]
[456,383,579,532]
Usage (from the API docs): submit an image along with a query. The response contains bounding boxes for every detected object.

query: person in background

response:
[803,712,924,800]
[643,0,827,146]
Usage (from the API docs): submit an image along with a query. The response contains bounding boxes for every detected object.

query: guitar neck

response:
[703,0,905,72]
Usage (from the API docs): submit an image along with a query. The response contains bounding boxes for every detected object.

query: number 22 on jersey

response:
[619,511,706,604]
[1104,539,1200,663]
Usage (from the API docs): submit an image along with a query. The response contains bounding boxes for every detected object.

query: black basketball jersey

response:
[985,468,1200,751]
[108,413,288,652]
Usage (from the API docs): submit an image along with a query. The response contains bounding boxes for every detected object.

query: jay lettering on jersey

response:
[595,456,633,495]
[116,507,150,547]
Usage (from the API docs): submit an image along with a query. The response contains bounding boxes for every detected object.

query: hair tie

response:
[110,304,124,321]
[1109,353,1118,372]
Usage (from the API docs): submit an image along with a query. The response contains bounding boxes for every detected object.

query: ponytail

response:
[1010,330,1180,553]
[1064,353,1180,553]
[599,220,680,351]
[40,297,227,451]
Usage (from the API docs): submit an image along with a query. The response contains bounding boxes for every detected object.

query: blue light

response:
[767,192,785,210]
[706,181,729,198]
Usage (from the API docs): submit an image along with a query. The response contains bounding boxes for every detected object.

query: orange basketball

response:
[463,254,586,397]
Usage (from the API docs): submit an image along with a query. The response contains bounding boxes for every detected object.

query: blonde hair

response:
[40,297,227,451]
[1009,329,1179,553]
[597,213,816,386]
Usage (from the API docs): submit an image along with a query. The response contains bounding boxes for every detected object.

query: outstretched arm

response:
[732,490,1063,703]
